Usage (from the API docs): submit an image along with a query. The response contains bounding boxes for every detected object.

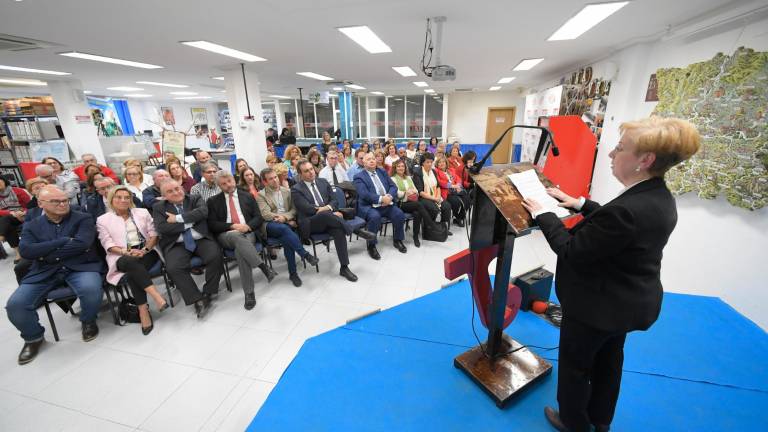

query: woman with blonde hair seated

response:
[521,117,701,432]
[123,165,149,199]
[97,186,168,335]
[282,145,301,170]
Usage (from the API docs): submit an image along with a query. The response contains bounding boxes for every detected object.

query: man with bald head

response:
[6,185,102,365]
[34,164,56,185]
[142,169,171,208]
[153,179,222,318]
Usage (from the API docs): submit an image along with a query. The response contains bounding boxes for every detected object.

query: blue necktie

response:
[176,205,196,252]
[371,172,386,196]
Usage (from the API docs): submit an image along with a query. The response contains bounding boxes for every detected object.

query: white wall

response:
[445,90,526,144]
[527,14,768,329]
[127,100,222,138]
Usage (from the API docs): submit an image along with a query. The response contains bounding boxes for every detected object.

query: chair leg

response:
[223,260,232,292]
[162,270,175,307]
[103,285,121,325]
[43,303,60,342]
[312,243,319,273]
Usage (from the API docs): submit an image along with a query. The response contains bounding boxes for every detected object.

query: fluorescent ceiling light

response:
[123,94,152,98]
[512,58,544,71]
[280,102,291,105]
[170,91,197,95]
[0,65,70,76]
[136,81,188,88]
[107,86,143,92]
[337,26,392,54]
[180,41,266,62]
[346,84,365,90]
[174,96,212,100]
[489,86,501,91]
[548,2,629,41]
[424,89,436,94]
[370,91,384,95]
[83,90,93,94]
[269,95,291,99]
[0,78,47,86]
[211,76,224,81]
[392,66,417,77]
[413,81,428,87]
[332,86,343,91]
[296,72,334,81]
[58,52,162,69]
[497,77,516,84]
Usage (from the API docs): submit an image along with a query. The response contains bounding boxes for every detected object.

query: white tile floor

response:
[0,227,555,431]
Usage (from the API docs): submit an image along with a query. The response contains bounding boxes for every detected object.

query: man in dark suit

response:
[153,179,222,318]
[207,171,276,310]
[353,152,407,259]
[142,169,171,209]
[291,159,374,282]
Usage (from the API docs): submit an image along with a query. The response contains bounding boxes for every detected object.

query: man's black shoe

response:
[544,407,570,432]
[18,339,44,365]
[340,266,358,282]
[244,292,257,310]
[354,228,376,241]
[82,321,99,342]
[454,218,465,227]
[259,264,276,283]
[393,240,407,253]
[195,299,211,319]
[367,245,381,260]
[304,254,319,267]
[289,272,303,287]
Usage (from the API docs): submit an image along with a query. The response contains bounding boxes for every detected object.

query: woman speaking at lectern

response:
[521,117,701,432]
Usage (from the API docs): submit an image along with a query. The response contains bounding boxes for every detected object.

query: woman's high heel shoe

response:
[157,301,169,313]
[140,307,154,335]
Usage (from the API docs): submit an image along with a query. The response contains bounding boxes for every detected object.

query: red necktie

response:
[228,193,241,224]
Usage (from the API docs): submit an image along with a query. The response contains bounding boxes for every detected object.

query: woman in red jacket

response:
[0,176,33,262]
[449,150,477,190]
[435,156,469,227]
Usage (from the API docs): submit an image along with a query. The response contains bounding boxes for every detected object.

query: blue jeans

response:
[6,269,102,342]
[266,221,308,275]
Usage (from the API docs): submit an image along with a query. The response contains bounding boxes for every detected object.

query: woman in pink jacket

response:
[96,185,167,335]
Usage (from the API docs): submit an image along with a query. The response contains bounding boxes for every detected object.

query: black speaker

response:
[515,268,554,311]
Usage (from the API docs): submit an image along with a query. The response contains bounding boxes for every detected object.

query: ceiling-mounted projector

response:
[422,17,456,82]
[432,65,456,81]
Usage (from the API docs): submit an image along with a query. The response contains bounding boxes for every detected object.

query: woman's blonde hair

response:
[123,158,142,168]
[283,145,300,161]
[107,185,135,212]
[620,117,701,176]
[123,165,144,183]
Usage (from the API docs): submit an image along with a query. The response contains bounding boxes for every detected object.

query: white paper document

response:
[508,169,570,218]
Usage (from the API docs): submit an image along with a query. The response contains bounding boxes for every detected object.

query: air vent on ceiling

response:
[0,34,60,52]
[454,88,475,92]
[325,80,353,86]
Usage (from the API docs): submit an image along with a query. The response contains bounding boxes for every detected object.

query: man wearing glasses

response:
[6,185,103,365]
[190,162,221,202]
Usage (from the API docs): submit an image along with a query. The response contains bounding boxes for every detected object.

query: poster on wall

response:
[645,74,659,102]
[162,130,186,160]
[88,98,124,136]
[191,107,208,125]
[652,46,767,211]
[31,139,70,162]
[161,106,175,126]
[521,85,563,163]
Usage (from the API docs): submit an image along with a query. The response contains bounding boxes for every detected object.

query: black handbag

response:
[423,222,448,242]
[118,297,141,324]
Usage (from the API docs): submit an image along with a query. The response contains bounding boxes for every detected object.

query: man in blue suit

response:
[353,153,407,260]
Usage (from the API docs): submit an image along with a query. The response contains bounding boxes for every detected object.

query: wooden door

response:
[485,107,516,164]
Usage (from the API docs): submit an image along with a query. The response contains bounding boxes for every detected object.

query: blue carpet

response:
[248,328,768,431]
[344,280,768,392]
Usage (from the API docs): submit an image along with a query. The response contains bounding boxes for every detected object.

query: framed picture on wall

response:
[191,107,208,126]
[161,106,175,126]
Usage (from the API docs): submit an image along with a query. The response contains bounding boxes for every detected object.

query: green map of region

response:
[653,47,768,210]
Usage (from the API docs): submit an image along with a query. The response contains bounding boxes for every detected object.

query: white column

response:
[223,67,267,170]
[47,79,105,163]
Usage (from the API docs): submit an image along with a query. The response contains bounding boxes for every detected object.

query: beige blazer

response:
[255,185,296,236]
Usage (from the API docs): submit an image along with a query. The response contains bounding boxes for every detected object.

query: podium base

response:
[454,334,553,408]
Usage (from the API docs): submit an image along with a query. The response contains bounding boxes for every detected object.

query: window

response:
[300,100,316,138]
[387,97,405,138]
[369,111,386,138]
[355,96,366,139]
[315,102,334,137]
[282,100,297,135]
[425,95,443,139]
[405,95,424,138]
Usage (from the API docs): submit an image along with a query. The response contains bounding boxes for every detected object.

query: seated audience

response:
[87,177,140,218]
[307,148,325,174]
[34,164,56,186]
[207,171,276,310]
[167,159,196,194]
[318,150,349,186]
[451,150,477,190]
[414,140,429,167]
[291,160,373,282]
[384,143,399,172]
[142,169,171,209]
[6,185,101,365]
[359,141,370,154]
[123,159,154,189]
[153,180,222,318]
[374,149,386,170]
[41,157,80,205]
[447,143,463,171]
[79,169,103,206]
[428,137,439,154]
[282,145,301,170]
[287,153,301,180]
[190,150,212,182]
[190,162,221,201]
[372,139,382,152]
[156,151,177,170]
[391,159,436,248]
[435,156,469,227]
[123,165,150,199]
[405,141,417,160]
[341,145,354,169]
[396,147,412,170]
[73,153,119,183]
[266,153,279,168]
[234,158,249,183]
[0,176,33,262]
[238,167,261,199]
[272,163,292,188]
[412,152,452,235]
[279,127,296,145]
[97,186,167,335]
[346,148,367,180]
[353,153,408,259]
[320,131,335,155]
[256,168,318,287]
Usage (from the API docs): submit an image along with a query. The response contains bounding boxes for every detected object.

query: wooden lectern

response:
[444,126,559,407]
